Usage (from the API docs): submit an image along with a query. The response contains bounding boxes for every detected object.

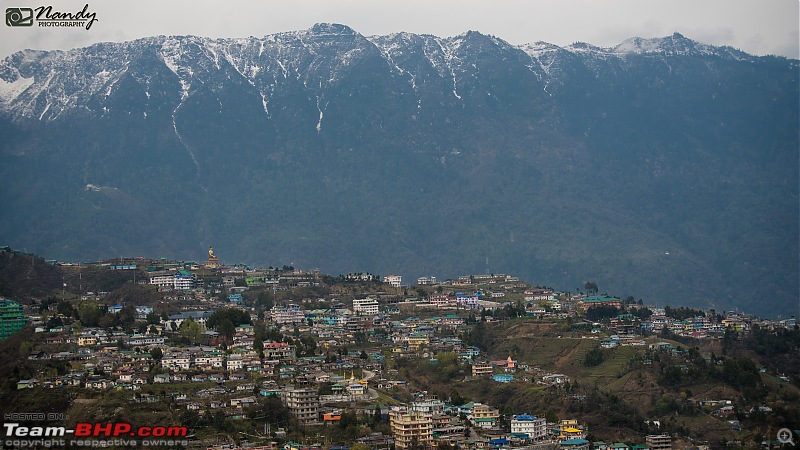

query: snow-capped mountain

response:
[0,26,765,122]
[0,24,797,317]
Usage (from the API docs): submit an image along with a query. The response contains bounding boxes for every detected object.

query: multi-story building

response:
[404,333,430,349]
[558,419,587,440]
[226,354,243,372]
[264,342,296,361]
[149,271,196,291]
[471,362,494,377]
[455,293,479,309]
[471,403,500,429]
[148,272,176,290]
[353,297,380,316]
[411,399,445,415]
[579,295,622,312]
[428,293,453,308]
[164,311,213,330]
[416,276,436,285]
[511,415,547,440]
[271,305,306,325]
[282,388,320,424]
[173,271,195,290]
[646,434,672,450]
[195,352,224,371]
[383,275,402,288]
[162,352,191,371]
[77,335,98,346]
[345,272,378,282]
[390,406,433,449]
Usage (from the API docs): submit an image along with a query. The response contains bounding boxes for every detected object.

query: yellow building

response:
[390,407,433,449]
[471,403,500,429]
[558,419,587,440]
[405,333,430,349]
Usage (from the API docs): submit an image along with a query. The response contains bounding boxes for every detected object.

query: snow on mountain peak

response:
[0,26,768,121]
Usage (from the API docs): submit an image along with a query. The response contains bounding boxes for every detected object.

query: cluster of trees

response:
[206,308,251,340]
[584,346,604,367]
[584,305,620,321]
[428,352,463,383]
[584,304,653,322]
[663,306,705,320]
[394,352,463,385]
[46,300,141,331]
[496,302,526,319]
[749,325,800,356]
[654,348,766,399]
[463,321,494,351]
[747,325,800,376]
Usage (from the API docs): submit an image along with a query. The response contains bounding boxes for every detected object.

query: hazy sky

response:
[1,0,798,59]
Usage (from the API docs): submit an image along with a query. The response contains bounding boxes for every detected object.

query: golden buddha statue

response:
[205,246,220,269]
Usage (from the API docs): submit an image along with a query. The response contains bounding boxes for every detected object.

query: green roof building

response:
[0,299,26,339]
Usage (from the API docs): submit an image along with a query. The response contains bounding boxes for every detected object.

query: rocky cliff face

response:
[1,24,797,316]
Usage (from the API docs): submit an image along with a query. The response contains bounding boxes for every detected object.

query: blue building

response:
[493,373,514,383]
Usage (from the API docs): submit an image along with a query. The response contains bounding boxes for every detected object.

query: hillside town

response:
[0,248,797,450]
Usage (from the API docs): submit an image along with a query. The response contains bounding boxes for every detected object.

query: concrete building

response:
[471,362,494,377]
[455,293,479,309]
[416,276,436,285]
[511,415,547,440]
[411,399,445,415]
[383,275,402,288]
[646,434,672,450]
[0,297,27,339]
[271,305,306,325]
[162,352,191,371]
[390,406,433,449]
[353,297,380,316]
[471,404,500,429]
[282,388,320,424]
[173,271,195,290]
[263,342,296,361]
[149,271,195,291]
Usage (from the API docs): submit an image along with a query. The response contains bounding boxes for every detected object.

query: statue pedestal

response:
[205,256,220,269]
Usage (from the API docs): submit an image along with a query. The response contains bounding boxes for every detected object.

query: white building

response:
[416,276,436,285]
[164,311,213,330]
[271,305,306,325]
[353,297,380,316]
[383,275,402,287]
[511,415,547,440]
[149,273,175,289]
[173,271,195,290]
[195,352,224,371]
[162,353,191,371]
[226,354,244,371]
[455,293,480,309]
[149,271,195,291]
[411,399,445,415]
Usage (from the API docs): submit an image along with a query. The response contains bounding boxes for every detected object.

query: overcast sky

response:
[1,0,798,59]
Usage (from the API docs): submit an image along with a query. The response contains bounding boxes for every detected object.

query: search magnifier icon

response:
[778,428,796,446]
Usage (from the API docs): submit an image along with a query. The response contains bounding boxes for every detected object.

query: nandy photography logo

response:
[6,4,97,30]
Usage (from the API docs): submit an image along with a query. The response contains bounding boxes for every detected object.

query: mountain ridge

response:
[2,25,784,121]
[0,24,797,317]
